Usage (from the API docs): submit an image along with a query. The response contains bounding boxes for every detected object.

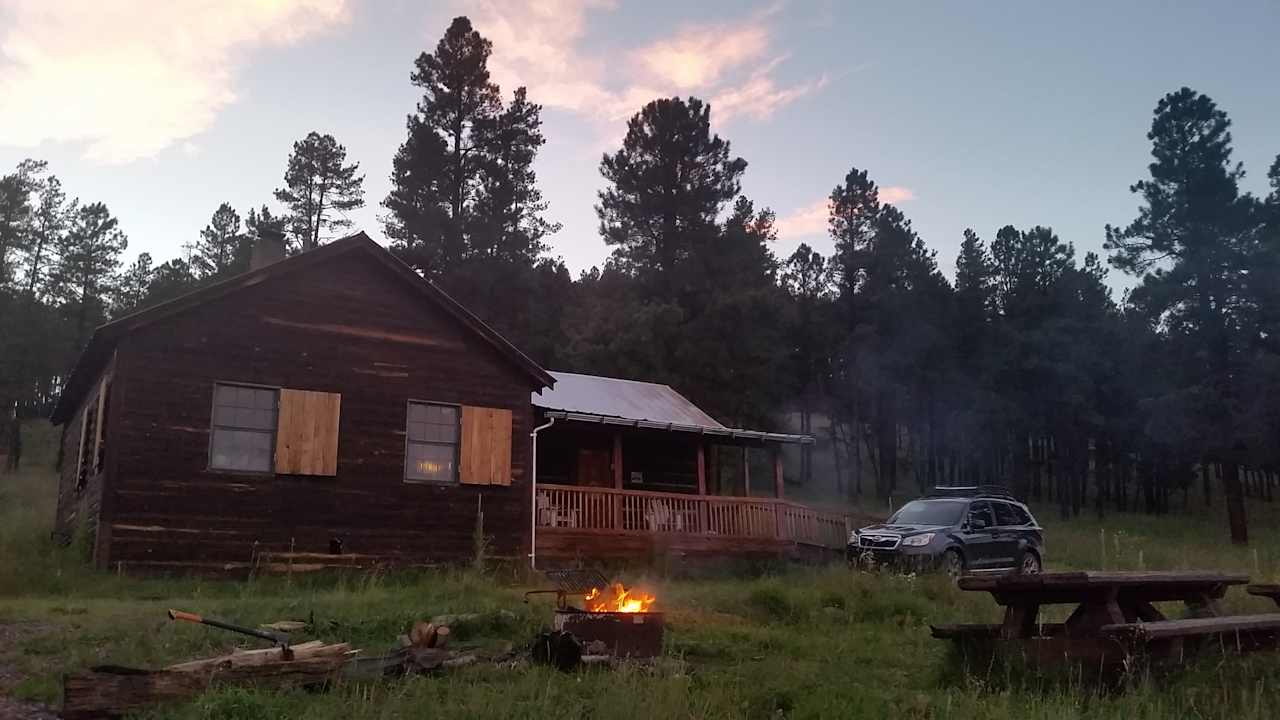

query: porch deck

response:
[534,483,849,563]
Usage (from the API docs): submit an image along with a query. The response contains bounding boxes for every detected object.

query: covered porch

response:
[531,373,849,563]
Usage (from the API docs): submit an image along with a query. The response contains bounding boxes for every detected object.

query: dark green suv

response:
[847,487,1044,575]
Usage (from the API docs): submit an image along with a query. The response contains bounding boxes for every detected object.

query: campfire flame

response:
[584,582,655,613]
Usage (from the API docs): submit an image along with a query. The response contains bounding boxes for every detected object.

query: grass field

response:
[3,422,1280,719]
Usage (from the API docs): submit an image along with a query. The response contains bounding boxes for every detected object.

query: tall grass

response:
[3,421,1280,718]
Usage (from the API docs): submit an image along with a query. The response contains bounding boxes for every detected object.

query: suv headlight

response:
[847,530,860,544]
[900,533,935,547]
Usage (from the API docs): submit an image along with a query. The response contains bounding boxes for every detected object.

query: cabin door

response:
[576,448,612,488]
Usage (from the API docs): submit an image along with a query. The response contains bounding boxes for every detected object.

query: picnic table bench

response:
[1247,584,1280,607]
[930,571,1280,666]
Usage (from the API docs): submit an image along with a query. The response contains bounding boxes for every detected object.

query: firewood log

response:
[62,644,354,719]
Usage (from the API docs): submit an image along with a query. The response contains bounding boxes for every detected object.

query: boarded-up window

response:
[405,402,459,483]
[459,406,513,486]
[93,379,111,474]
[209,384,278,472]
[275,389,341,476]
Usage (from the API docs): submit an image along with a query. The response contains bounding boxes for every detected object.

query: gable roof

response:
[532,371,813,444]
[51,232,554,424]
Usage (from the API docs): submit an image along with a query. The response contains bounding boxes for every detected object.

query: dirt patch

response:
[0,621,57,719]
[0,695,58,720]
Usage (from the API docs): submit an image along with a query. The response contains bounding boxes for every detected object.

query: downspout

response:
[529,416,555,570]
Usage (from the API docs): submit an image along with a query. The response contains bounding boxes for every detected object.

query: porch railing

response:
[536,484,849,550]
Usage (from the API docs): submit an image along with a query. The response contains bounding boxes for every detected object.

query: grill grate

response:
[543,569,610,595]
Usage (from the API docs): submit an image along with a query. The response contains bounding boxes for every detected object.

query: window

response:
[993,501,1023,527]
[967,501,996,529]
[209,384,278,472]
[76,391,98,491]
[405,402,459,483]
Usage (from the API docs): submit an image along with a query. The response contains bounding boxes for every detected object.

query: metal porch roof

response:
[532,371,813,445]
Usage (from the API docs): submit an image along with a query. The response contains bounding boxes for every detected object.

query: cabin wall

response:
[53,355,116,564]
[101,252,539,571]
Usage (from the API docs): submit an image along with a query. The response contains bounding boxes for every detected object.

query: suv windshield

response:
[888,500,966,526]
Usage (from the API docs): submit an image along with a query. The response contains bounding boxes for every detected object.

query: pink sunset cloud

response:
[776,186,917,240]
[465,0,823,128]
[0,0,350,163]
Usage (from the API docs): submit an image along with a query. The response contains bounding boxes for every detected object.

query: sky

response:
[1,0,1278,292]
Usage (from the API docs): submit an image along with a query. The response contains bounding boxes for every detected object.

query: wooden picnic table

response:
[957,571,1250,640]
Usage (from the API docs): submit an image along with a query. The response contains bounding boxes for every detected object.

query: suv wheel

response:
[942,549,965,577]
[1018,551,1041,575]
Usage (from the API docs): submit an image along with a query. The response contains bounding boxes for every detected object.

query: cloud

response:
[879,186,915,204]
[634,23,769,89]
[465,0,821,128]
[775,186,916,239]
[0,0,350,163]
[775,199,830,239]
[711,60,828,122]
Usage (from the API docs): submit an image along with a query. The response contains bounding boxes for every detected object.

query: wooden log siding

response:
[97,250,538,570]
[459,406,513,486]
[275,389,341,476]
[535,484,848,550]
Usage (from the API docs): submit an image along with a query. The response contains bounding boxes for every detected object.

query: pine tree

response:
[50,202,127,358]
[112,252,154,316]
[193,203,249,279]
[1105,87,1256,543]
[385,16,502,275]
[24,172,71,300]
[597,97,746,295]
[0,160,44,291]
[471,87,559,263]
[274,132,365,251]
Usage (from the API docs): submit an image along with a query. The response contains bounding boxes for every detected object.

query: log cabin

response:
[50,230,846,574]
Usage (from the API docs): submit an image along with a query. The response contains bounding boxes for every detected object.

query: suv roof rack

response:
[926,484,1018,501]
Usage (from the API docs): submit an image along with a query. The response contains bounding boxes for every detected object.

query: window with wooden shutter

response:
[404,402,460,483]
[209,383,278,473]
[275,389,341,476]
[459,406,513,486]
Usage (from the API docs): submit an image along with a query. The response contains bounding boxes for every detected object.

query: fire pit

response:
[528,572,664,659]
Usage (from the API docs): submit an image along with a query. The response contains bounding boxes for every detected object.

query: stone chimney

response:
[250,227,286,271]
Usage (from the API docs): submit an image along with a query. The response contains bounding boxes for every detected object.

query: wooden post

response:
[696,443,707,495]
[612,433,623,531]
[773,446,784,499]
[742,446,750,498]
[773,445,784,540]
[696,443,708,533]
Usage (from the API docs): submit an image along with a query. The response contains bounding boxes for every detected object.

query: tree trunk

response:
[875,389,896,499]
[1221,460,1249,545]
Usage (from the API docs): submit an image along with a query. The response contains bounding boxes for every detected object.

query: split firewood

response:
[259,620,307,633]
[408,622,437,647]
[166,641,339,672]
[441,652,478,669]
[432,625,451,648]
[62,643,355,719]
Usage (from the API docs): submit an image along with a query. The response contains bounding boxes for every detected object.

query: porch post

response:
[773,445,785,540]
[696,443,707,495]
[773,446,784,499]
[612,433,623,489]
[697,442,708,533]
[742,446,750,497]
[612,433,623,531]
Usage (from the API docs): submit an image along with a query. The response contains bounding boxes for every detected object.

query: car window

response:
[967,501,996,529]
[888,499,966,526]
[993,501,1022,526]
[1011,504,1033,525]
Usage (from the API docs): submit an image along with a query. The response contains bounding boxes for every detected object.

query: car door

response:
[958,501,1000,570]
[989,501,1026,569]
